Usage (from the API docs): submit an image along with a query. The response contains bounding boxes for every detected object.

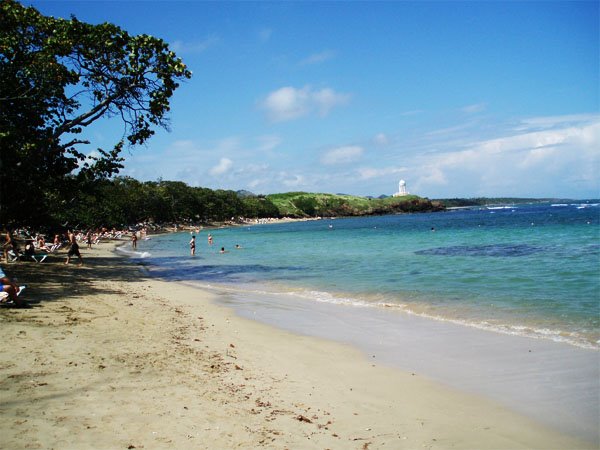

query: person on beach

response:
[0,275,25,307]
[23,240,39,262]
[50,234,62,252]
[36,235,50,252]
[65,230,83,266]
[86,231,93,249]
[2,230,14,262]
[131,232,138,249]
[189,235,196,256]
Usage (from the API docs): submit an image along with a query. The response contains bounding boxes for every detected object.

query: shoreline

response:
[141,228,598,351]
[211,284,599,442]
[0,241,595,449]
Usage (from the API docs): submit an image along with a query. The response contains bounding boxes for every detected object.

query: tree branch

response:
[62,138,90,148]
[52,81,143,138]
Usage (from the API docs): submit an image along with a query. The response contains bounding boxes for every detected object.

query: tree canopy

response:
[0,0,192,227]
[44,176,281,230]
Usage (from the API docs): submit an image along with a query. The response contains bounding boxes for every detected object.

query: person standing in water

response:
[189,235,196,256]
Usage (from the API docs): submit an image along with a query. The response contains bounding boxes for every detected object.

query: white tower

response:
[398,179,407,195]
[394,179,409,197]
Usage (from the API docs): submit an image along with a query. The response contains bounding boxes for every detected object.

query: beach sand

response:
[0,241,593,449]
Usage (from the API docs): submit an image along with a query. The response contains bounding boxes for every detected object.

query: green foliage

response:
[49,177,279,229]
[267,192,444,217]
[240,196,280,218]
[0,0,191,227]
[293,196,318,216]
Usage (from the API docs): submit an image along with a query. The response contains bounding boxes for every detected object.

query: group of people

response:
[0,229,82,307]
[189,233,212,256]
[2,225,246,307]
[1,229,82,264]
[3,230,54,263]
[0,226,144,308]
[189,232,242,256]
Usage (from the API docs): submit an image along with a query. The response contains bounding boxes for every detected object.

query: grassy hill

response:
[265,192,444,218]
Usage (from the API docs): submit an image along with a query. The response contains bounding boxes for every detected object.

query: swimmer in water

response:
[189,235,196,256]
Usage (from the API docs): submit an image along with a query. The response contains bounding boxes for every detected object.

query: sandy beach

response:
[0,240,594,449]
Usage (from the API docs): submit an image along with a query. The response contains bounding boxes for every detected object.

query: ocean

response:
[132,202,600,350]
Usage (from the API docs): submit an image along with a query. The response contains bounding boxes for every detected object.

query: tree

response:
[0,0,191,227]
[241,196,280,218]
[293,196,318,217]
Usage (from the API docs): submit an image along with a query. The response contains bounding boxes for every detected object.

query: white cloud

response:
[171,36,219,54]
[262,87,309,122]
[168,139,197,153]
[312,88,350,116]
[357,166,407,180]
[234,163,269,176]
[517,146,558,170]
[373,133,389,146]
[256,135,282,152]
[248,178,266,189]
[461,103,486,114]
[299,50,335,66]
[280,173,306,188]
[321,145,363,165]
[415,166,448,187]
[515,113,599,131]
[80,149,102,170]
[215,137,241,152]
[246,166,316,193]
[261,86,350,122]
[411,116,600,196]
[164,137,240,161]
[426,122,476,138]
[210,157,233,176]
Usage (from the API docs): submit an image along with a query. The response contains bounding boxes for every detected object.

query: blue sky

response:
[29,1,599,198]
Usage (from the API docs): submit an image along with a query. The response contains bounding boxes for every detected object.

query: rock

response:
[296,415,312,423]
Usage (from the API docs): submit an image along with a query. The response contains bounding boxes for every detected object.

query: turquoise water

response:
[135,202,600,349]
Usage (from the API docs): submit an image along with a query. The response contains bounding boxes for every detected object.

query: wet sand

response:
[0,241,594,449]
[219,288,599,442]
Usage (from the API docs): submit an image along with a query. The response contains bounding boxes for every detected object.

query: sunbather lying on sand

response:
[0,276,26,307]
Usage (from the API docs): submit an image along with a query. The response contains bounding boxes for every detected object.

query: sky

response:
[28,1,600,199]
